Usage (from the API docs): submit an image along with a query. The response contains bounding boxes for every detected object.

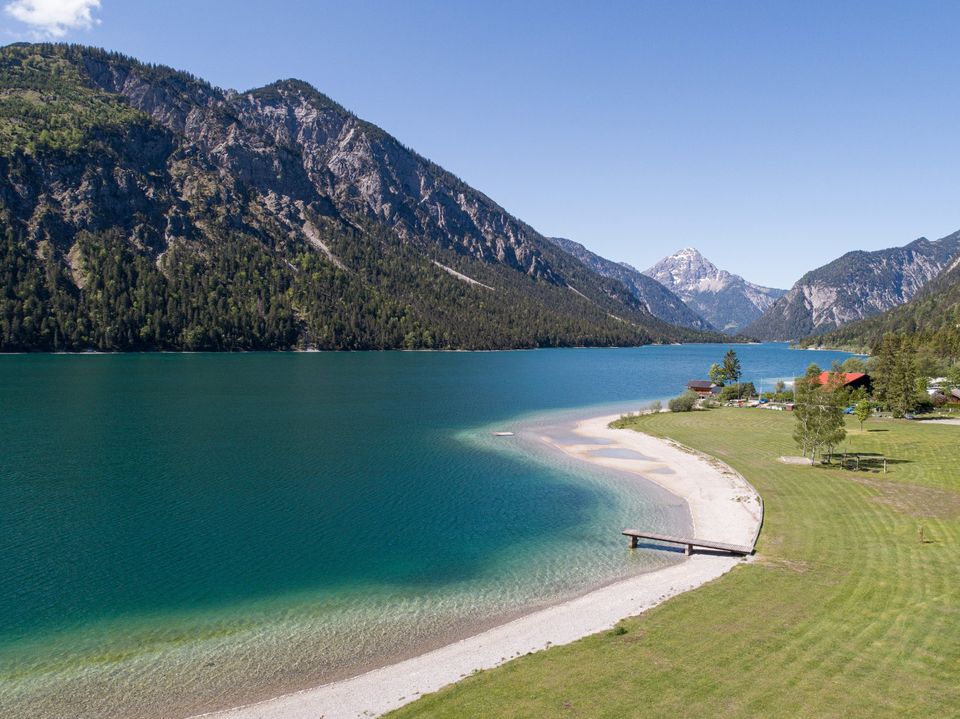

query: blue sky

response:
[3,1,960,288]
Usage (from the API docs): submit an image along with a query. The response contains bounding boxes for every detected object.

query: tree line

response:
[0,220,688,353]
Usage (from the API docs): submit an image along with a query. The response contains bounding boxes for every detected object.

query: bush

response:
[668,391,698,412]
[648,400,662,413]
[719,382,757,402]
[763,390,794,402]
[914,396,934,414]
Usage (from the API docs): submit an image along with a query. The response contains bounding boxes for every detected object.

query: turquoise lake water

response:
[0,344,852,718]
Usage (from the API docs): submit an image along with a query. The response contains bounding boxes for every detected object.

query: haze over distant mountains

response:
[744,231,960,341]
[643,248,786,334]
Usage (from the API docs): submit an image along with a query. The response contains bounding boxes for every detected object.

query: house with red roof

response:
[816,372,871,392]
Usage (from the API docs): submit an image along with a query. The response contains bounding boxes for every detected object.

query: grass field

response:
[388,409,959,718]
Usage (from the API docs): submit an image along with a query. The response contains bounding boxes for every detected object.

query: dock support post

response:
[629,535,638,549]
[685,543,693,556]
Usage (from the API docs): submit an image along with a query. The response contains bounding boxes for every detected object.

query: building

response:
[928,377,948,395]
[687,380,720,398]
[816,372,871,392]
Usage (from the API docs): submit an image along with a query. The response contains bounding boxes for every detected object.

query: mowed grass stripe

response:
[388,409,959,719]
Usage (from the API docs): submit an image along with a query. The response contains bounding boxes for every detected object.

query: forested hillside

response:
[744,233,960,341]
[0,43,722,351]
[801,252,960,365]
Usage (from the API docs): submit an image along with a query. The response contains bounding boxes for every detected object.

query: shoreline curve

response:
[194,413,763,719]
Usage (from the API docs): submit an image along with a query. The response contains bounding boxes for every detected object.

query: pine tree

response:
[723,349,742,399]
[874,333,919,417]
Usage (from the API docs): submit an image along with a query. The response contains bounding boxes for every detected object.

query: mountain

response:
[801,250,960,361]
[743,232,960,341]
[643,248,785,333]
[0,43,723,352]
[545,237,714,331]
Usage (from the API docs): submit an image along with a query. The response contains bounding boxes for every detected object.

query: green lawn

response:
[388,409,959,718]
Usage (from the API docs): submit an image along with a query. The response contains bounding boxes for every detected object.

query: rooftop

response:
[817,372,867,386]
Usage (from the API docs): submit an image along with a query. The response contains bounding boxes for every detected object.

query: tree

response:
[723,349,742,384]
[874,333,918,418]
[914,376,930,406]
[774,380,786,395]
[708,363,726,386]
[793,364,847,464]
[719,382,757,402]
[854,399,872,432]
[944,364,960,392]
[723,349,742,398]
[840,356,868,374]
[818,371,848,462]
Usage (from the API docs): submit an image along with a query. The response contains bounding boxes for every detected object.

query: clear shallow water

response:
[0,344,852,717]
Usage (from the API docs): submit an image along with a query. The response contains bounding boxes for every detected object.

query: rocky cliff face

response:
[546,237,714,331]
[0,43,725,351]
[643,248,785,333]
[743,232,960,341]
[74,58,560,280]
[802,247,960,354]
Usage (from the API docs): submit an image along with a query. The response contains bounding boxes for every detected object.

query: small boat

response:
[492,431,515,437]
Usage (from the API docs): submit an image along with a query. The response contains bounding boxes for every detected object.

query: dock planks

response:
[621,529,753,556]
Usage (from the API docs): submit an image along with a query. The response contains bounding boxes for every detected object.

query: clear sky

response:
[3,1,959,288]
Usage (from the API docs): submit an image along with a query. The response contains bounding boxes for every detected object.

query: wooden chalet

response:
[687,380,720,398]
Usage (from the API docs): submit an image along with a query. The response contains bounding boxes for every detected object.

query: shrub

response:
[763,390,794,402]
[719,382,757,402]
[648,400,662,413]
[668,391,698,412]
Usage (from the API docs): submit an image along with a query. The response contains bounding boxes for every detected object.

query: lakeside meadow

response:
[389,408,959,719]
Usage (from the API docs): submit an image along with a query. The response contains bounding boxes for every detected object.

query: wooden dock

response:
[621,529,753,556]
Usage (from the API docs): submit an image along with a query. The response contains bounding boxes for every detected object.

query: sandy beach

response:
[196,413,763,719]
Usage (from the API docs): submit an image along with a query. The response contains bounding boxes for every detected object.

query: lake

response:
[0,344,852,718]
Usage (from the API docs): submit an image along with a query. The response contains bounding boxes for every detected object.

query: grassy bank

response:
[389,409,959,718]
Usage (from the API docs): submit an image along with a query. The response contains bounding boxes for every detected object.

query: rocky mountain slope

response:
[743,232,960,341]
[0,43,723,351]
[546,237,714,331]
[643,248,785,333]
[801,249,960,361]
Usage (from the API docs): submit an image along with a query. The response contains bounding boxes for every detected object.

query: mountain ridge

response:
[800,246,960,362]
[743,232,960,341]
[0,43,725,351]
[643,247,785,333]
[545,237,715,331]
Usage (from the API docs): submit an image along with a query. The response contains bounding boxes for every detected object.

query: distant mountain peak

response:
[642,248,785,333]
[546,238,715,331]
